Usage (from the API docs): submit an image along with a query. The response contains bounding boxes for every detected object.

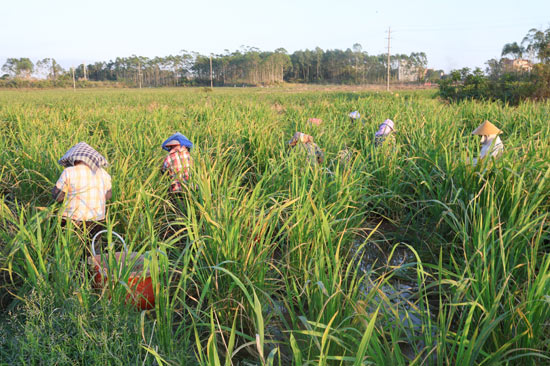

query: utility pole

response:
[386,27,391,92]
[82,62,87,80]
[209,54,213,88]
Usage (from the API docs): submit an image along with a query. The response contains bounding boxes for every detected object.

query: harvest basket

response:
[88,230,155,310]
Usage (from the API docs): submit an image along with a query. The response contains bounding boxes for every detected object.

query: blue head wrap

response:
[162,132,193,151]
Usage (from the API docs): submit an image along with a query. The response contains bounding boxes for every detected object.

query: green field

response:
[0,88,549,365]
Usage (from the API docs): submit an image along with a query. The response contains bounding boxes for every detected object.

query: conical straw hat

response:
[472,120,502,135]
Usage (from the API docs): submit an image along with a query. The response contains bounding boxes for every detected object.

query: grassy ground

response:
[0,88,549,365]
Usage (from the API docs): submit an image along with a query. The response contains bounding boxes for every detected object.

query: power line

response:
[348,18,548,35]
[392,21,549,33]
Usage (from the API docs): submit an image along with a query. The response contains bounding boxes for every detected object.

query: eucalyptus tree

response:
[1,58,34,79]
[23,45,430,87]
[522,27,550,63]
[36,58,63,80]
[409,52,428,81]
[501,42,525,59]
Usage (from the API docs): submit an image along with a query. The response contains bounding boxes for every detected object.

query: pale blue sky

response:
[1,0,549,72]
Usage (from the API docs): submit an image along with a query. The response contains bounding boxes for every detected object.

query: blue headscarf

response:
[162,132,193,151]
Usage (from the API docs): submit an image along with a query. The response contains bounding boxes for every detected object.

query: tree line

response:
[1,45,435,87]
[439,26,550,104]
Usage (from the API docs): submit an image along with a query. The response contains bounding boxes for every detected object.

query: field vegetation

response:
[0,88,549,365]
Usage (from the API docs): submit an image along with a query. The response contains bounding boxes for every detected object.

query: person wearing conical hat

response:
[374,119,395,147]
[161,132,193,192]
[472,120,504,165]
[52,142,112,237]
[288,132,324,165]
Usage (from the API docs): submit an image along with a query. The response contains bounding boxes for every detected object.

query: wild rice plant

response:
[0,88,548,365]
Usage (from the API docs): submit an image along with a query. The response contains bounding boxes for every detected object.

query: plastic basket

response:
[88,230,155,310]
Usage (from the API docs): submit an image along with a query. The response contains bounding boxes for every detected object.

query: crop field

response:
[0,88,549,365]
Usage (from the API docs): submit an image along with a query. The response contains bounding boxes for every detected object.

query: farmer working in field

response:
[288,132,324,165]
[161,132,193,192]
[52,142,112,237]
[349,111,361,122]
[471,120,504,165]
[374,119,395,147]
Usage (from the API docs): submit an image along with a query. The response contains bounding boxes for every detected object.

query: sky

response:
[1,0,549,73]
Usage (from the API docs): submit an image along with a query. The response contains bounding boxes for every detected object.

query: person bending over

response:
[161,132,193,192]
[288,132,324,165]
[52,142,112,238]
[374,119,395,147]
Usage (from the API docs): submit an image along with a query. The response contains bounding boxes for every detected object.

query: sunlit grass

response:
[0,88,549,365]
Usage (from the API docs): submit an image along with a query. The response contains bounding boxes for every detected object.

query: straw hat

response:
[472,120,502,136]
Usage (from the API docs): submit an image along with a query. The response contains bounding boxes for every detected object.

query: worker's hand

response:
[105,189,112,201]
[52,186,65,202]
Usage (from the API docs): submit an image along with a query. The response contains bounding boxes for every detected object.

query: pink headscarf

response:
[375,119,395,137]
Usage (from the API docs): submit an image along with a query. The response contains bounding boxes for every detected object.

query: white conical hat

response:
[472,120,502,135]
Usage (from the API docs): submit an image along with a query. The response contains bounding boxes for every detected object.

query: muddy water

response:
[353,238,435,358]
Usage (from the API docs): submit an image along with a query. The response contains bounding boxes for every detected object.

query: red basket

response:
[88,230,155,310]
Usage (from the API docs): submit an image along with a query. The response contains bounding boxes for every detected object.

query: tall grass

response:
[0,88,549,365]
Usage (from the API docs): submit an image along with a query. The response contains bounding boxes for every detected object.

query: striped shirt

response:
[162,146,192,192]
[55,164,111,221]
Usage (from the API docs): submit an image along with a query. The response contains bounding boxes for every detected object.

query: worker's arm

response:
[102,170,113,201]
[53,170,68,202]
[52,186,65,202]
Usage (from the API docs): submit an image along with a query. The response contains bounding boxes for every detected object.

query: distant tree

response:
[271,48,291,83]
[425,69,443,82]
[1,58,34,79]
[36,58,63,80]
[459,67,471,80]
[522,27,550,63]
[1,59,18,78]
[485,58,504,80]
[314,47,323,81]
[449,70,461,84]
[501,42,525,59]
[0,46,430,87]
[353,43,363,80]
[409,52,428,82]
